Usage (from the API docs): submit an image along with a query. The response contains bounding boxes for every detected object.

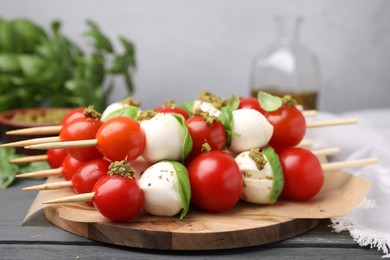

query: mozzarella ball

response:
[235,151,274,204]
[192,100,221,117]
[140,113,186,163]
[229,109,273,153]
[138,161,183,217]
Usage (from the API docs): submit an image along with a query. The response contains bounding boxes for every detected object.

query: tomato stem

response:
[164,99,176,108]
[201,143,212,153]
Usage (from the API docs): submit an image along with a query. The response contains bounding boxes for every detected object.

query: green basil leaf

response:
[228,95,240,110]
[179,101,194,116]
[257,91,282,112]
[0,147,20,189]
[19,161,50,174]
[103,105,139,122]
[170,161,191,220]
[0,54,20,73]
[172,114,193,161]
[83,20,113,53]
[218,105,233,147]
[263,146,284,203]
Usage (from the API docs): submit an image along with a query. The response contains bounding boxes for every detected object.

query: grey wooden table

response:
[0,178,383,260]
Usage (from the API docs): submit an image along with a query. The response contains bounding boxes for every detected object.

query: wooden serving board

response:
[44,203,321,250]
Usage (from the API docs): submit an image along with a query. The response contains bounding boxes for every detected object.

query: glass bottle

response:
[250,15,321,110]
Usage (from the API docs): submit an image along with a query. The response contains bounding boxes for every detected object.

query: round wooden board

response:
[44,203,321,250]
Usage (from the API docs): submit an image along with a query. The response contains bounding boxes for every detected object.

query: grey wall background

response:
[2,0,390,113]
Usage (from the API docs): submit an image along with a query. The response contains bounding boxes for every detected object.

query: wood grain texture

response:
[44,202,321,250]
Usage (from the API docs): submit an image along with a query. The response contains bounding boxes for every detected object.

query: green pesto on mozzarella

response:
[140,113,192,164]
[192,100,221,117]
[235,146,284,204]
[229,108,273,154]
[138,161,191,219]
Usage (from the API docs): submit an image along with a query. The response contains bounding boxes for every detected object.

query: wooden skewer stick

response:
[41,157,378,205]
[43,192,95,204]
[15,167,62,178]
[10,154,48,164]
[322,158,379,172]
[0,136,61,148]
[296,139,313,148]
[5,110,318,137]
[26,139,98,150]
[6,125,62,136]
[306,118,358,128]
[23,181,72,191]
[302,110,317,117]
[311,147,340,157]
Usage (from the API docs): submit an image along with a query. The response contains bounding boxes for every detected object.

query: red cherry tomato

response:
[61,107,85,126]
[278,147,324,201]
[155,103,189,119]
[60,116,103,161]
[238,97,266,114]
[96,116,145,162]
[188,150,243,212]
[61,154,86,181]
[185,115,226,163]
[46,148,67,169]
[72,158,110,194]
[264,105,306,150]
[92,174,144,222]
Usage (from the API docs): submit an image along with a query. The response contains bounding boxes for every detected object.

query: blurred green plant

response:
[0,18,136,112]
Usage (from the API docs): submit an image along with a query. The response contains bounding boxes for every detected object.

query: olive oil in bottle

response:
[249,15,321,110]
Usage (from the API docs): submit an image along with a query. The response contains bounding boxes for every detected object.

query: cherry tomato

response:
[61,154,86,181]
[46,148,67,169]
[185,115,226,163]
[278,147,324,201]
[60,116,103,161]
[155,101,189,119]
[72,158,110,194]
[264,105,306,150]
[92,173,144,222]
[188,150,243,212]
[238,97,266,114]
[96,116,145,162]
[61,107,85,127]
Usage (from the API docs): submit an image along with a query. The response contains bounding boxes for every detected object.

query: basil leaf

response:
[263,146,284,203]
[227,95,240,110]
[257,91,282,112]
[19,161,50,174]
[179,101,194,116]
[170,161,191,220]
[0,147,20,189]
[172,114,193,161]
[103,106,139,122]
[218,105,234,147]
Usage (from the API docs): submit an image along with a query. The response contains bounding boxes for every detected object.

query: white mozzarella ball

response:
[140,113,185,163]
[229,109,273,153]
[138,161,183,217]
[235,151,274,204]
[192,100,221,117]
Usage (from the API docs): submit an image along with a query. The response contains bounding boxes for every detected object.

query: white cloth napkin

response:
[306,108,390,257]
